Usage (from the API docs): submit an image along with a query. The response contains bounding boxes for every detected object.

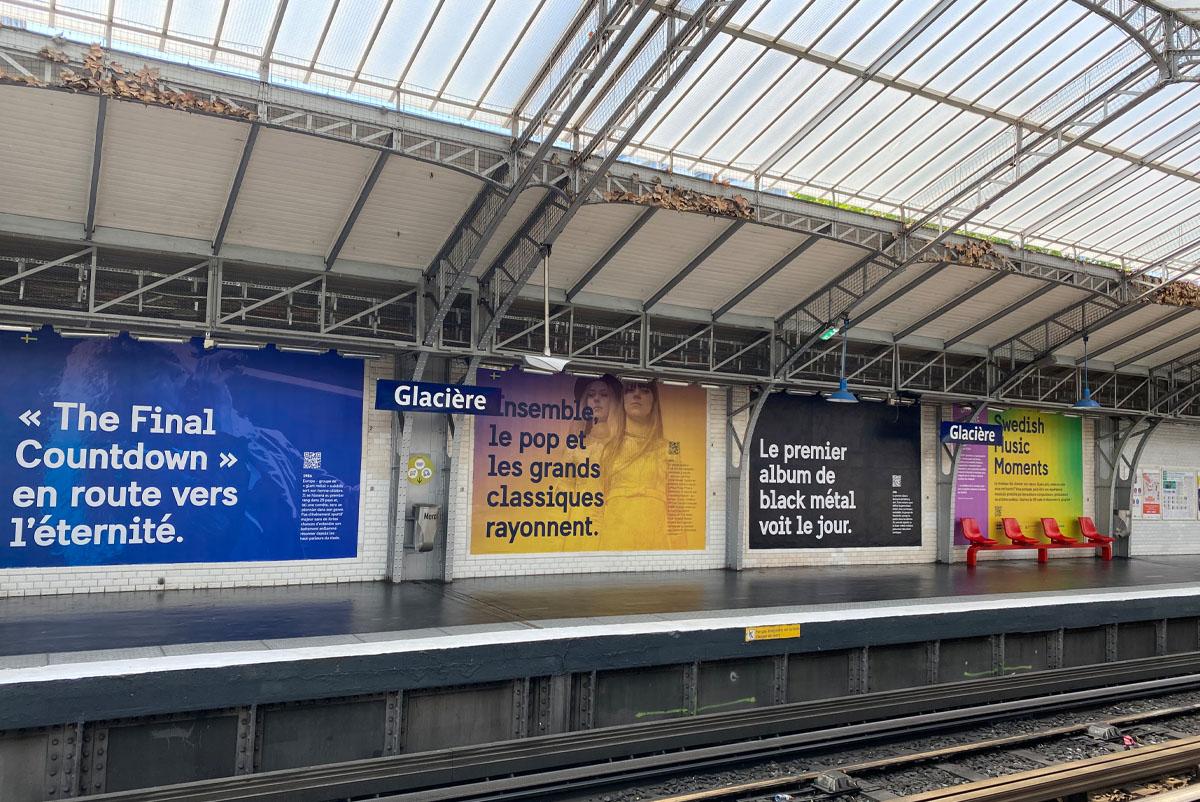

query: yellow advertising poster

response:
[470,368,707,553]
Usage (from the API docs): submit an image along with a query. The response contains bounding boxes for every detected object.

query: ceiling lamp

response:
[1074,333,1101,410]
[827,314,858,404]
[523,243,569,374]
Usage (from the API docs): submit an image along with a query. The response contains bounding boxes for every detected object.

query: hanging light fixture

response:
[523,242,570,373]
[827,314,858,404]
[1073,332,1101,409]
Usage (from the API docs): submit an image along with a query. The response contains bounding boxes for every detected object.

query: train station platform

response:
[3,556,1200,662]
[5,558,1200,795]
[3,557,1200,726]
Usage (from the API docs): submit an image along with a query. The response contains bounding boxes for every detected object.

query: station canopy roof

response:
[1,0,1197,273]
[0,0,1199,387]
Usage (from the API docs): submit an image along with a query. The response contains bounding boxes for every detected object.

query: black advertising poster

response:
[749,394,921,549]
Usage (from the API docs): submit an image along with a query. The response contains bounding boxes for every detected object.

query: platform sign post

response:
[375,379,500,415]
[940,421,1003,446]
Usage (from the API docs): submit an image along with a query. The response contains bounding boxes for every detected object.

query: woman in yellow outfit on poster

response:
[568,375,624,550]
[602,381,670,551]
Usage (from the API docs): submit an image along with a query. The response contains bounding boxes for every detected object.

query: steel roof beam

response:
[989,234,1200,365]
[734,42,1170,408]
[753,0,957,179]
[849,260,952,328]
[0,247,95,289]
[650,2,1200,186]
[259,0,289,80]
[1114,314,1200,369]
[567,206,657,302]
[1019,119,1200,239]
[84,96,107,241]
[645,221,745,311]
[418,0,653,350]
[475,0,751,354]
[212,122,259,256]
[478,189,558,292]
[510,0,596,121]
[714,235,821,320]
[325,145,390,271]
[941,283,1058,347]
[893,271,1011,342]
[1081,306,1192,363]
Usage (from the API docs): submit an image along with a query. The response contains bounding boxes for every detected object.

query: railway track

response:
[88,652,1200,802]
[651,702,1200,801]
[896,736,1200,802]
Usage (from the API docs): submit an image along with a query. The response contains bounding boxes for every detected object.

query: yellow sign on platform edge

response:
[744,623,801,642]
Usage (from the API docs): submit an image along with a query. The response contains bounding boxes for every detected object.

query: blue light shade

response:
[1073,387,1101,409]
[827,377,858,404]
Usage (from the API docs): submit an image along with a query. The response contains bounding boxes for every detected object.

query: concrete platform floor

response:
[3,556,1198,658]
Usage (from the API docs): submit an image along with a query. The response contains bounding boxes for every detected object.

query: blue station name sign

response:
[375,379,501,415]
[939,421,1004,446]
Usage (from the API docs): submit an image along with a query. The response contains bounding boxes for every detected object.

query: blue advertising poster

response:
[0,330,364,568]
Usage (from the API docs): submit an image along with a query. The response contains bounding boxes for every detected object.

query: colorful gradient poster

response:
[470,368,707,553]
[953,407,1083,544]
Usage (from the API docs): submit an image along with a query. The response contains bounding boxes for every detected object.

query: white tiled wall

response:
[1126,422,1200,555]
[446,389,729,578]
[0,360,395,597]
[738,402,940,568]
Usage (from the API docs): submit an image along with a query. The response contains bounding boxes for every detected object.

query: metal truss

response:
[9,238,1200,418]
[986,229,1200,397]
[417,0,653,356]
[0,27,1146,309]
[0,249,428,349]
[0,29,513,183]
[765,22,1171,405]
[474,0,752,357]
[1073,0,1200,79]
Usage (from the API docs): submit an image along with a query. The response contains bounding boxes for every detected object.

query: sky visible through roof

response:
[0,0,1197,278]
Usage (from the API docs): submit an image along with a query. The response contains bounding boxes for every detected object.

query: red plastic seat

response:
[1078,516,1115,545]
[1002,518,1041,547]
[1040,517,1078,545]
[961,517,998,546]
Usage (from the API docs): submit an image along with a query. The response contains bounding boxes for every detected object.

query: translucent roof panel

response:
[2,0,1198,277]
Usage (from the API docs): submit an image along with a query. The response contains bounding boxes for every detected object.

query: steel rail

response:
[653,700,1200,802]
[86,652,1200,802]
[896,735,1200,802]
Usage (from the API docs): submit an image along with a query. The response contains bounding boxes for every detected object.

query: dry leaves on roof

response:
[1153,281,1200,309]
[38,45,70,63]
[0,68,45,87]
[26,44,256,120]
[603,185,753,220]
[937,240,1004,269]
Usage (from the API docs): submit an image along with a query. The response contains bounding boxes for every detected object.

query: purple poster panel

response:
[952,405,989,545]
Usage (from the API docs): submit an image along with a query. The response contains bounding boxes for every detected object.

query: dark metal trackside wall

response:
[3,595,1200,730]
[2,613,1200,798]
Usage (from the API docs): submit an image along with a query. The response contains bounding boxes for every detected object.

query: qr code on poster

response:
[303,451,322,469]
[668,441,680,455]
[892,474,902,488]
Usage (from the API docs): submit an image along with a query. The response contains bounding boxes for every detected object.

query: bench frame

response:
[966,540,1112,568]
